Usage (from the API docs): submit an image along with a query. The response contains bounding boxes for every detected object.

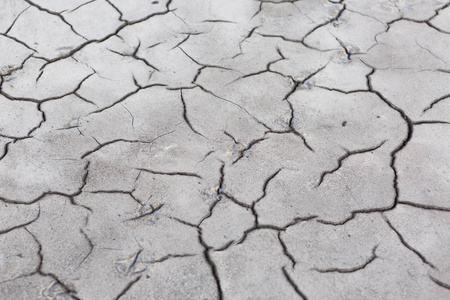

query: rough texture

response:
[1,0,450,299]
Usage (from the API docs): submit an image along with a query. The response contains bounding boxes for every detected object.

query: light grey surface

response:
[0,0,450,299]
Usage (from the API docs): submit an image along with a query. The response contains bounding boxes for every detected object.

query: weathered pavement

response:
[1,0,450,299]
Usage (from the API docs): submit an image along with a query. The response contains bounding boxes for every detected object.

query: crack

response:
[425,1,450,33]
[345,8,386,26]
[0,103,46,141]
[178,46,232,72]
[415,39,447,65]
[170,216,198,229]
[276,46,286,59]
[315,85,373,94]
[89,189,142,206]
[428,1,450,21]
[71,160,90,198]
[27,102,46,137]
[282,266,308,299]
[76,220,94,269]
[197,196,221,227]
[301,3,346,46]
[35,70,44,83]
[180,90,204,137]
[232,137,266,164]
[0,141,12,161]
[0,33,37,53]
[299,63,330,86]
[178,46,202,66]
[315,140,386,187]
[115,276,141,300]
[197,228,223,300]
[66,0,96,13]
[334,36,352,60]
[422,93,450,114]
[137,167,202,179]
[80,139,152,159]
[192,66,206,84]
[364,30,385,54]
[104,0,125,22]
[426,22,450,35]
[142,253,196,265]
[24,227,78,297]
[382,214,436,269]
[314,245,378,273]
[196,150,216,165]
[366,69,414,214]
[233,26,261,59]
[171,10,188,25]
[283,216,318,229]
[386,16,450,35]
[236,216,317,245]
[430,276,450,291]
[194,84,272,131]
[235,227,268,245]
[87,83,166,116]
[250,205,260,228]
[0,156,91,210]
[0,273,37,287]
[258,0,301,3]
[120,103,135,130]
[413,120,450,125]
[202,19,235,23]
[4,6,30,35]
[282,76,301,99]
[74,92,96,105]
[197,163,225,227]
[109,40,160,71]
[386,17,422,31]
[240,69,270,79]
[278,232,296,268]
[0,205,40,235]
[122,249,143,274]
[284,99,315,152]
[166,85,197,91]
[1,71,94,103]
[397,201,450,212]
[255,169,282,203]
[316,209,387,226]
[223,131,239,145]
[23,0,88,40]
[0,193,93,216]
[251,2,263,19]
[126,203,164,221]
[388,0,404,19]
[220,192,252,209]
[0,53,34,78]
[0,133,29,141]
[33,1,174,70]
[239,47,287,80]
[214,240,234,252]
[258,33,332,53]
[171,33,196,49]
[178,47,225,71]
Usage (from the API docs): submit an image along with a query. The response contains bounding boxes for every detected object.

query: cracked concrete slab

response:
[1,0,450,299]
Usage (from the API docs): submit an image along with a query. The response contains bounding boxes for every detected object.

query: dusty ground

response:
[1,0,450,299]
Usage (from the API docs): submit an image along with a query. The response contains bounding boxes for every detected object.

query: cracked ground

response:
[1,0,450,299]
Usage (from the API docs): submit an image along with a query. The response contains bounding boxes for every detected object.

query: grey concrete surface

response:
[0,0,450,299]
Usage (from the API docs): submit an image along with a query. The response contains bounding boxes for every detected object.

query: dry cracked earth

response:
[0,0,450,299]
